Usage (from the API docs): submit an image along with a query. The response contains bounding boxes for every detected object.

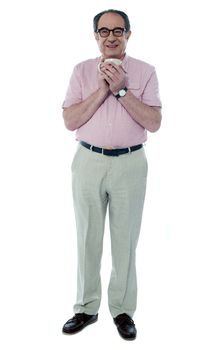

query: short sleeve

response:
[62,65,82,108]
[142,68,162,107]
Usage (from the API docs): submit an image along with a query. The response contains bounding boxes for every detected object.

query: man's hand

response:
[100,63,127,95]
[97,58,110,94]
[98,70,110,94]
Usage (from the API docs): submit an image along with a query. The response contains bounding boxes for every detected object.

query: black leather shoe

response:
[62,313,98,334]
[114,313,137,340]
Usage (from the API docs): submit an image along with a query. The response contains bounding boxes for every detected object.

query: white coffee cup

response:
[98,58,122,72]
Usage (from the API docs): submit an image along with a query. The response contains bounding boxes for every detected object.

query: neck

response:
[102,52,126,60]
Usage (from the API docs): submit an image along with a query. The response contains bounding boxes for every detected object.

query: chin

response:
[106,54,118,58]
[104,51,121,58]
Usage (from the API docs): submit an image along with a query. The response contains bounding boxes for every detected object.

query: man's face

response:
[94,13,131,59]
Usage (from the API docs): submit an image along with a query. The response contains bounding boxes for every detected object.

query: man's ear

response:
[126,31,132,40]
[94,32,99,41]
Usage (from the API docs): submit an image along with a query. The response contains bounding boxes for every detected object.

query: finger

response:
[99,72,109,81]
[102,74,112,84]
[120,66,127,74]
[100,64,116,75]
[103,65,121,79]
[106,62,127,74]
[100,64,108,73]
[103,68,118,81]
[103,63,119,72]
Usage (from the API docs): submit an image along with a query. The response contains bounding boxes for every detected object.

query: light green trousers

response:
[71,143,148,318]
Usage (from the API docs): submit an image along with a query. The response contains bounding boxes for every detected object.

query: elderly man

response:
[62,9,162,340]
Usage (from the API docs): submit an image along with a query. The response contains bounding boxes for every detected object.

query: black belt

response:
[80,141,143,157]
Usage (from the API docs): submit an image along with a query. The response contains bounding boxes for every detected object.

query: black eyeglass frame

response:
[96,27,127,37]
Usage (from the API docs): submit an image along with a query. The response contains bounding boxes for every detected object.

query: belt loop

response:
[128,147,131,154]
[90,145,93,151]
[102,148,104,155]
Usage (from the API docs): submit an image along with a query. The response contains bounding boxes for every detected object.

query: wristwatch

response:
[114,87,128,99]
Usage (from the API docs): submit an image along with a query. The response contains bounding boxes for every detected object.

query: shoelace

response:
[115,313,135,326]
[70,313,84,322]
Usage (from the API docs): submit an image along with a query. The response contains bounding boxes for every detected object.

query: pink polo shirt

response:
[62,54,162,148]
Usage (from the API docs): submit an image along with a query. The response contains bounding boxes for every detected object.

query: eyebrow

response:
[97,27,125,30]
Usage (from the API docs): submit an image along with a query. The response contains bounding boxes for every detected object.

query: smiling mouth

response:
[106,45,118,48]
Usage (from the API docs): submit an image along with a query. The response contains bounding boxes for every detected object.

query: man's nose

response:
[108,31,117,41]
[107,36,117,42]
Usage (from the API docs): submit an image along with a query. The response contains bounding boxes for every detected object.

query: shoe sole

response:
[118,332,136,341]
[115,325,137,341]
[62,317,98,335]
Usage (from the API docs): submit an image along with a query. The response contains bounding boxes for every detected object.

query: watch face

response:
[119,89,126,97]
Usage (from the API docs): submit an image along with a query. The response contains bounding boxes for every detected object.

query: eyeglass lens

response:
[98,27,125,37]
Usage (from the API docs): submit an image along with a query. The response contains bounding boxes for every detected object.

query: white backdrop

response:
[0,0,215,349]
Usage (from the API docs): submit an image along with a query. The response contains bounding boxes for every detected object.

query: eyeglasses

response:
[96,27,126,38]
